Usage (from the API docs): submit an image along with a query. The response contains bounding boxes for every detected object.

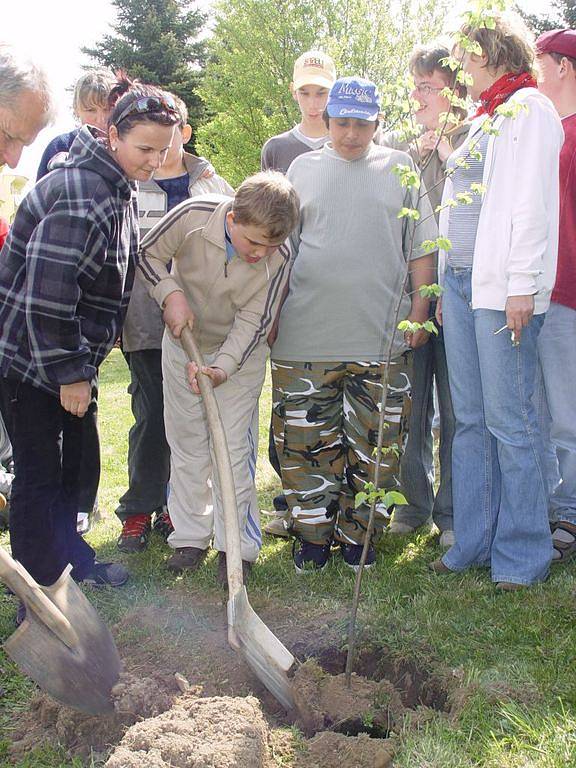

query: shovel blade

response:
[227,587,295,711]
[4,571,121,715]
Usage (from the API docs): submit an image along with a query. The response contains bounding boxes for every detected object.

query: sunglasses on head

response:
[113,95,179,126]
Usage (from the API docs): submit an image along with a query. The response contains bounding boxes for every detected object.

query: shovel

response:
[180,326,296,710]
[0,547,121,714]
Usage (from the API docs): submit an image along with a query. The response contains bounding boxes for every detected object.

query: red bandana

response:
[475,71,537,118]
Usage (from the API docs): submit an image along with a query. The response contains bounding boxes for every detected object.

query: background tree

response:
[196,0,451,186]
[83,0,207,140]
[518,0,576,34]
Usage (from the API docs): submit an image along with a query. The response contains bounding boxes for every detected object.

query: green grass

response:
[1,348,576,766]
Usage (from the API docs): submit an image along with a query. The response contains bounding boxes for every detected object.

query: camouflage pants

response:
[271,357,411,546]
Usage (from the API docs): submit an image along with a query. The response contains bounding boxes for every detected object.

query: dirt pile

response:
[297,731,395,768]
[105,694,269,768]
[9,672,177,760]
[291,658,405,738]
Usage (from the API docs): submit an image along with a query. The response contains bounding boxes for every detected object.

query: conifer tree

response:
[83,0,207,133]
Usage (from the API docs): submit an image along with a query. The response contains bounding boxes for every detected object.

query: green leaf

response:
[393,164,421,190]
[382,490,408,507]
[397,207,420,220]
[456,70,474,86]
[470,182,486,195]
[456,192,473,205]
[354,491,368,508]
[436,236,452,251]
[423,320,439,335]
[419,282,443,298]
[397,320,421,333]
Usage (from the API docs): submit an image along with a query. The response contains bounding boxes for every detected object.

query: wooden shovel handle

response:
[0,547,78,649]
[180,327,244,597]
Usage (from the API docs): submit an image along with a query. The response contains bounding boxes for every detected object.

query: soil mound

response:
[292,659,405,737]
[104,694,269,768]
[9,672,177,760]
[297,731,395,768]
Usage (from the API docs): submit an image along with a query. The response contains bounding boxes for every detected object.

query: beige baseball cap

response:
[292,50,336,90]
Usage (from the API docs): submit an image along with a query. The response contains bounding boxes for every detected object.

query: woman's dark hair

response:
[107,73,179,136]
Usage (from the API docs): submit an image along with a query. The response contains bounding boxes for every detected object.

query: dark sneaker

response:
[273,493,289,512]
[152,506,174,540]
[216,551,252,588]
[80,561,129,587]
[340,542,376,572]
[292,540,331,574]
[166,546,208,574]
[117,514,152,553]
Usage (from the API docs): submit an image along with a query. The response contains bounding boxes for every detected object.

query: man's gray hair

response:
[0,42,56,121]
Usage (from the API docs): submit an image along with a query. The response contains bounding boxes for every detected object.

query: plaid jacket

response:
[0,127,138,396]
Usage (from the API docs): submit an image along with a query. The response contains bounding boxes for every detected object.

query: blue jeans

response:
[441,267,552,585]
[398,321,454,531]
[536,301,576,524]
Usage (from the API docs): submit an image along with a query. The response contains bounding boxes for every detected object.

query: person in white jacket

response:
[430,12,564,589]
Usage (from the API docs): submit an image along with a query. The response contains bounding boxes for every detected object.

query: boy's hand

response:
[60,381,91,417]
[186,363,227,395]
[163,290,194,338]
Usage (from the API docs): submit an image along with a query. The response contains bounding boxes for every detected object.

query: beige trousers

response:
[162,332,265,562]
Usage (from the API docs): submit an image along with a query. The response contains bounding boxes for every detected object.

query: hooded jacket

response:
[139,195,291,378]
[0,126,138,395]
[122,153,233,352]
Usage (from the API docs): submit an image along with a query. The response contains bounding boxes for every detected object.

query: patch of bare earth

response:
[7,593,455,766]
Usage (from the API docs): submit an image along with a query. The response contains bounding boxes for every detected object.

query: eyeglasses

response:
[413,84,445,96]
[113,95,179,126]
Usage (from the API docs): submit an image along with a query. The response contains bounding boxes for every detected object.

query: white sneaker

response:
[439,530,455,548]
[388,521,417,534]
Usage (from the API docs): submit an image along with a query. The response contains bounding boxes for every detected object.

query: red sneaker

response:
[117,514,151,553]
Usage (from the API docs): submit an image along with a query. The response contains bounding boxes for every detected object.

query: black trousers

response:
[115,349,170,520]
[0,377,97,585]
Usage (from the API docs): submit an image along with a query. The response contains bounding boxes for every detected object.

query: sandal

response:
[551,521,576,564]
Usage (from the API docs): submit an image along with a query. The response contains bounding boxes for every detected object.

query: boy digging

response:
[116,95,233,553]
[139,172,299,585]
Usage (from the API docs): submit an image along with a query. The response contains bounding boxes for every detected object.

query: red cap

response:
[536,29,576,59]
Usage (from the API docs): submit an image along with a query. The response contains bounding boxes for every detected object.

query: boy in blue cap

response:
[271,76,438,572]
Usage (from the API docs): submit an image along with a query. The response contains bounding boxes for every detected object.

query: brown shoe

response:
[428,558,452,574]
[166,546,208,574]
[495,581,526,592]
[263,513,293,539]
[216,551,253,588]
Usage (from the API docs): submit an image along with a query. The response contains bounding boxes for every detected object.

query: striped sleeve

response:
[213,243,291,377]
[138,198,219,309]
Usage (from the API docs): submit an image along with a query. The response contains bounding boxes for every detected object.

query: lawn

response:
[1,348,575,766]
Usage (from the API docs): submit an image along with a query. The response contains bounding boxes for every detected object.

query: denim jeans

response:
[0,377,97,585]
[116,349,170,520]
[397,322,454,532]
[441,267,552,585]
[536,301,576,524]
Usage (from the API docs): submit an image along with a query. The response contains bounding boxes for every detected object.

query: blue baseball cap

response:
[326,76,381,121]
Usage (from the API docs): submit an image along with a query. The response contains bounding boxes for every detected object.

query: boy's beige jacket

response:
[138,194,290,378]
